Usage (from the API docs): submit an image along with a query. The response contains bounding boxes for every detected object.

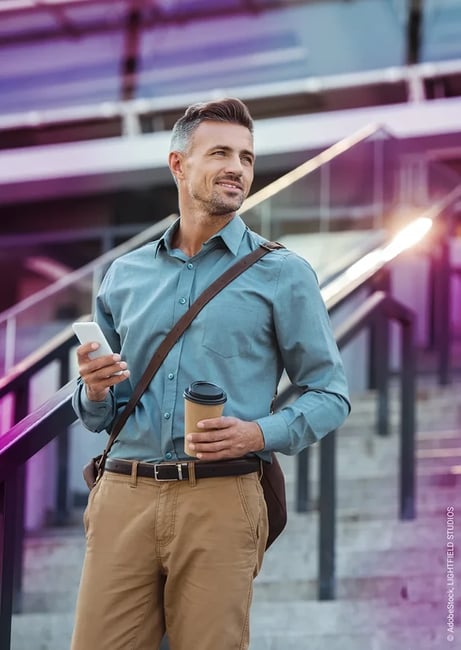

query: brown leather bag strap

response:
[100,241,283,460]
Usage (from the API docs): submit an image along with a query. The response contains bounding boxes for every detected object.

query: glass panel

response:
[241,126,397,284]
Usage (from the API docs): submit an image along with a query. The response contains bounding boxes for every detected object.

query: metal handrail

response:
[317,291,415,600]
[322,184,461,310]
[274,285,417,602]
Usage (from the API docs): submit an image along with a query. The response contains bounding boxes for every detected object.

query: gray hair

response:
[170,97,254,153]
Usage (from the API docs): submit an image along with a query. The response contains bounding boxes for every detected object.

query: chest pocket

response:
[202,304,260,359]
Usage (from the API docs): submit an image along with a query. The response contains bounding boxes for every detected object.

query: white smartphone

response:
[72,321,115,358]
[72,321,124,377]
[72,321,123,375]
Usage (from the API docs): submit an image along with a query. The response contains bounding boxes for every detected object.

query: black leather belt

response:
[105,457,261,481]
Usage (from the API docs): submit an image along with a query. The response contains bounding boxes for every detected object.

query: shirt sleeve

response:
[256,252,351,455]
[71,267,119,433]
[72,378,117,433]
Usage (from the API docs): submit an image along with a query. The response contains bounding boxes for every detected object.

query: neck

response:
[173,213,234,257]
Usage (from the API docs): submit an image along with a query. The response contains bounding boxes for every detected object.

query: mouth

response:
[216,179,243,192]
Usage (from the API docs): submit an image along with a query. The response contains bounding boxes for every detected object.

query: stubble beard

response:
[204,188,245,218]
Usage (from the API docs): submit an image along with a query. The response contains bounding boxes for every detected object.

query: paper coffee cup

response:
[184,381,227,456]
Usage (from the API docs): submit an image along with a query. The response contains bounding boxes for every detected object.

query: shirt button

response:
[165,452,173,460]
[179,297,186,305]
[168,372,174,380]
[187,263,194,270]
[164,412,171,420]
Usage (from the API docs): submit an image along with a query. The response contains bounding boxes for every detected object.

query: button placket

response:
[161,258,196,452]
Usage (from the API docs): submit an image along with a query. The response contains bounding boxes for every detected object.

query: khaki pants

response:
[71,466,268,650]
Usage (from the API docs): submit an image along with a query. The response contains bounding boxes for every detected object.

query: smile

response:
[217,182,243,191]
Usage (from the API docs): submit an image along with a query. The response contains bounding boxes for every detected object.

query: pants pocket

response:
[237,474,268,575]
[83,479,101,538]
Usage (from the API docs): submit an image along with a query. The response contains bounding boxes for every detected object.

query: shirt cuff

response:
[78,384,114,418]
[256,412,290,452]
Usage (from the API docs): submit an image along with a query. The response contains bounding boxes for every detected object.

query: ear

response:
[168,151,184,182]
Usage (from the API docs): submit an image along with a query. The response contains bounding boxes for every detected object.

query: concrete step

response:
[12,612,74,650]
[21,535,84,614]
[249,584,460,648]
[280,427,461,469]
[282,486,459,520]
[250,600,457,648]
[259,541,448,585]
[282,510,459,550]
[255,571,452,605]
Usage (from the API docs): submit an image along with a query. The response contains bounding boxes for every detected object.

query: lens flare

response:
[382,217,433,261]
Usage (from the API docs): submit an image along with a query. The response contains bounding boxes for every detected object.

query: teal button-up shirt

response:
[73,216,350,462]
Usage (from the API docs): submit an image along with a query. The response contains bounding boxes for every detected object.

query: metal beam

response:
[0,0,313,45]
[406,0,423,66]
[120,2,143,102]
[2,58,461,133]
[1,98,461,205]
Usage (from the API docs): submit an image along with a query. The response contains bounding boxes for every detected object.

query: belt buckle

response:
[153,462,186,481]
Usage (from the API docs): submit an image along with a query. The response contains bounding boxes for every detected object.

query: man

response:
[71,97,350,650]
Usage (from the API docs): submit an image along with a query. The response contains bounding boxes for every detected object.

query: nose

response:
[224,154,244,176]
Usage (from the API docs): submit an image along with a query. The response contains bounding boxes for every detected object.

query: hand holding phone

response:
[72,321,123,375]
[72,321,115,357]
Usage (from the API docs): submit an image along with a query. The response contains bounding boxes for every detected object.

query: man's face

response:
[176,120,255,217]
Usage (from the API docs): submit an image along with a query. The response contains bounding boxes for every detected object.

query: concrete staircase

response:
[251,381,461,650]
[11,380,461,650]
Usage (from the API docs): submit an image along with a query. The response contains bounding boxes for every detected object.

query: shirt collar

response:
[154,215,246,258]
[208,215,246,256]
[154,217,179,257]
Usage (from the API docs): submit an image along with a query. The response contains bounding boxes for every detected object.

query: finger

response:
[76,342,106,361]
[85,369,130,386]
[189,437,230,452]
[195,448,235,461]
[79,353,125,376]
[197,416,235,429]
[186,429,230,444]
[80,361,130,399]
[187,431,240,459]
[195,446,232,460]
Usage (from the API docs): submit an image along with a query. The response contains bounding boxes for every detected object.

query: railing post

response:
[12,467,26,616]
[12,384,29,615]
[400,313,416,520]
[0,472,22,650]
[433,235,451,385]
[319,162,331,234]
[369,271,391,436]
[296,448,310,512]
[55,353,72,525]
[318,429,336,600]
[4,317,16,374]
[259,201,273,241]
[372,134,384,230]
